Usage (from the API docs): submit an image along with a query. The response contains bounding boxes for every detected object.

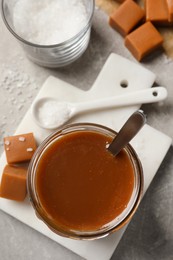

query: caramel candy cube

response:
[145,0,169,25]
[0,165,27,201]
[125,22,163,61]
[109,0,145,36]
[115,0,134,3]
[115,0,129,2]
[166,0,173,22]
[4,133,37,164]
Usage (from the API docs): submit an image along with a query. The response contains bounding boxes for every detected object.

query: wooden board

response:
[96,0,173,59]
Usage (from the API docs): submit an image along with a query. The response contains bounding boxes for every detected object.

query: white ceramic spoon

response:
[32,86,167,129]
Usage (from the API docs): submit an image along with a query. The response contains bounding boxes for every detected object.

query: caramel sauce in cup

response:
[27,123,143,240]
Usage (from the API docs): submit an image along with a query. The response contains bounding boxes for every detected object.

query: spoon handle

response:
[72,87,167,114]
[107,110,146,156]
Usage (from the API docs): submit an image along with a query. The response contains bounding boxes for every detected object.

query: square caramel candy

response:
[0,165,27,201]
[145,0,170,25]
[115,0,133,3]
[166,0,173,22]
[115,0,127,2]
[109,0,145,36]
[125,22,163,61]
[4,133,37,164]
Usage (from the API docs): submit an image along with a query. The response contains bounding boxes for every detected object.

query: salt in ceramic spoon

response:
[107,110,146,156]
[32,86,167,129]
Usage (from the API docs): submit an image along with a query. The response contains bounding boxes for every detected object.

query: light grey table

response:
[0,7,173,260]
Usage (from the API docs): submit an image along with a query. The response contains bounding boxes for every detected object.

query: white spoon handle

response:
[71,87,167,114]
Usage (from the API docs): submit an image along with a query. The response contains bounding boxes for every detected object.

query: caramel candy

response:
[4,133,37,164]
[109,0,145,36]
[0,165,27,201]
[145,0,169,25]
[115,0,135,2]
[115,0,129,2]
[125,22,163,61]
[166,0,173,22]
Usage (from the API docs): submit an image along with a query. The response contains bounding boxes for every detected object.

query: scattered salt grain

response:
[27,148,33,152]
[13,0,88,45]
[5,140,10,146]
[17,82,23,88]
[19,136,26,142]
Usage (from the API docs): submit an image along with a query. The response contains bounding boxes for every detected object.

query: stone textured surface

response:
[0,6,173,260]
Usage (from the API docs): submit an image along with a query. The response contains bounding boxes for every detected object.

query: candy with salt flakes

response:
[3,133,37,164]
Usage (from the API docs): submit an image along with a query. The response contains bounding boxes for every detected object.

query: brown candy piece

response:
[0,165,27,201]
[115,0,134,3]
[4,133,37,164]
[109,0,145,36]
[145,0,170,25]
[125,22,163,61]
[115,0,129,2]
[166,0,173,22]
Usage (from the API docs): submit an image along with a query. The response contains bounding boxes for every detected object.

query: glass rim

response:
[1,0,95,48]
[27,122,144,240]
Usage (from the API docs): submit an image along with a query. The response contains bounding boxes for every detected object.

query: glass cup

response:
[27,123,144,240]
[1,0,94,68]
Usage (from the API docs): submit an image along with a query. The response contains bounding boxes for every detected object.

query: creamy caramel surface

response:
[36,131,134,231]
